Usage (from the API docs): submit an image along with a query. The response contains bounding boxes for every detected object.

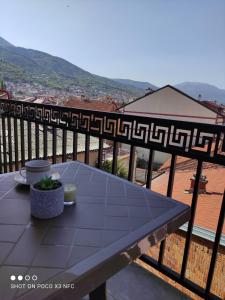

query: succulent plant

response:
[34,176,61,190]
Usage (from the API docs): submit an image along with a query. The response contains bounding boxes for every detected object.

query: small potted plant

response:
[30,176,64,219]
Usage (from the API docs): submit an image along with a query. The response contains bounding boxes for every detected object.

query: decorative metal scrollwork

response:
[0,99,224,165]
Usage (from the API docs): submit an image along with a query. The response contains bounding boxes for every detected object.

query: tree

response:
[101,159,128,179]
[0,78,6,90]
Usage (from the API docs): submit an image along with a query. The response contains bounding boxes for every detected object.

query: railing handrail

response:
[1,98,225,129]
[0,98,224,166]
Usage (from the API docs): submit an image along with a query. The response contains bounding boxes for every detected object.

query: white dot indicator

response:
[10,275,16,281]
[18,275,23,281]
[32,275,38,281]
[25,275,30,281]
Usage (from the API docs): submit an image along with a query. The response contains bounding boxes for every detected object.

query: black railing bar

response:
[158,154,177,265]
[139,255,221,300]
[1,98,225,131]
[3,115,222,139]
[180,160,203,278]
[43,133,223,166]
[7,117,13,172]
[13,118,19,171]
[205,190,225,296]
[85,134,90,165]
[1,106,223,150]
[166,154,177,197]
[97,138,103,169]
[1,117,7,172]
[112,141,119,175]
[0,122,2,173]
[128,145,136,182]
[43,125,48,160]
[72,132,78,161]
[146,150,155,189]
[62,129,67,162]
[2,115,222,140]
[213,130,221,156]
[20,119,25,167]
[35,123,40,159]
[27,121,32,161]
[1,113,223,165]
[52,127,57,164]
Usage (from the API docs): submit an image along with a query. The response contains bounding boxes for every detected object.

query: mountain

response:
[0,37,144,98]
[0,37,14,48]
[113,78,158,91]
[175,82,225,104]
[2,37,224,103]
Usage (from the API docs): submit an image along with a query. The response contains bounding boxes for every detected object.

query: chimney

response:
[189,174,208,194]
[146,87,154,94]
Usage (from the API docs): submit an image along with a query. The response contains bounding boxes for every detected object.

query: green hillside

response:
[0,37,143,97]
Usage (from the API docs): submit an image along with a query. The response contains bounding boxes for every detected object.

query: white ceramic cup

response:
[20,160,51,185]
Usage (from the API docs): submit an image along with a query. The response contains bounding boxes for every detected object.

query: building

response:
[64,96,118,112]
[0,122,110,167]
[152,155,225,234]
[144,155,225,299]
[120,85,225,124]
[118,85,225,165]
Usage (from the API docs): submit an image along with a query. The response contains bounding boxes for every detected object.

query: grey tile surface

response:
[107,263,191,300]
[102,230,128,246]
[67,245,99,267]
[42,227,76,245]
[0,266,28,300]
[82,263,191,300]
[0,243,14,264]
[32,245,72,268]
[5,226,47,266]
[0,198,30,224]
[73,228,102,247]
[0,225,25,242]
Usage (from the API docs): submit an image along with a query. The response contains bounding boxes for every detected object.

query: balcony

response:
[0,98,224,300]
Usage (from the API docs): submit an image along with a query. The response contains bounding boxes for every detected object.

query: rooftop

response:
[0,88,11,100]
[153,156,225,234]
[118,85,225,118]
[64,96,118,112]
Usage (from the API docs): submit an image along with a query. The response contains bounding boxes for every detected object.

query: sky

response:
[1,0,225,89]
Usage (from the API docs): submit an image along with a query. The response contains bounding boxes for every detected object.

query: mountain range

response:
[1,36,225,103]
[112,78,157,91]
[115,80,225,104]
[174,82,225,103]
[0,36,143,99]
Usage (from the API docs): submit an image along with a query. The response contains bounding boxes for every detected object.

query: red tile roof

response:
[0,89,11,99]
[200,101,225,117]
[152,158,225,234]
[64,97,118,112]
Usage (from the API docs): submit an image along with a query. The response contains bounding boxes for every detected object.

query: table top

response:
[0,161,190,300]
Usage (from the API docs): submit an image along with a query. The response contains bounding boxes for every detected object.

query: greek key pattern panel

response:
[0,100,224,164]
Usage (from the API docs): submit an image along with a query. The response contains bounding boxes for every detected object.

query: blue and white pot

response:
[30,183,64,219]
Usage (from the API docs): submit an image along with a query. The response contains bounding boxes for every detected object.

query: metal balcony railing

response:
[0,98,224,300]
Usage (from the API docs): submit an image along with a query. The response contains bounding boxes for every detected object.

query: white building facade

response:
[119,85,225,164]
